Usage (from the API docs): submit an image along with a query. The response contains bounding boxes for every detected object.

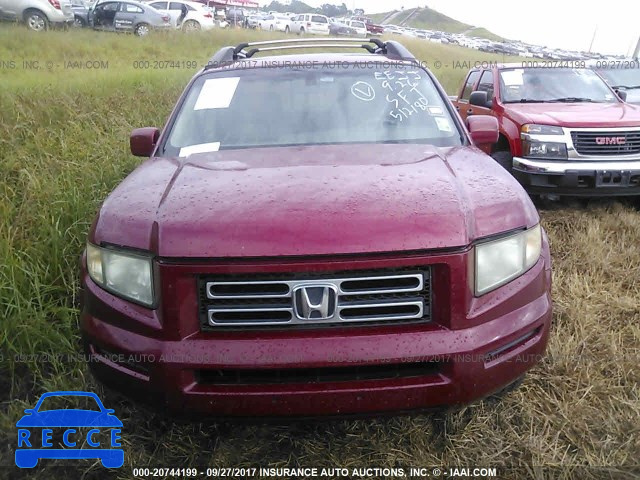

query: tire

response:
[285,25,289,33]
[24,9,48,31]
[299,27,305,35]
[74,16,86,28]
[134,23,150,36]
[182,19,200,32]
[491,150,513,173]
[269,25,273,31]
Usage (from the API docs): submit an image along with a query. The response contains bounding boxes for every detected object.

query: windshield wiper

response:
[547,97,595,103]
[612,85,640,90]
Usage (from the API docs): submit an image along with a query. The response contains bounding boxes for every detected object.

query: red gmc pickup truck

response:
[351,15,384,35]
[453,64,640,196]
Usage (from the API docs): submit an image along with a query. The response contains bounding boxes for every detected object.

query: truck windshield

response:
[500,68,617,104]
[596,67,640,103]
[162,64,462,156]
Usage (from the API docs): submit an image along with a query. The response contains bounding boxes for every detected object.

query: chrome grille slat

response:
[200,270,431,328]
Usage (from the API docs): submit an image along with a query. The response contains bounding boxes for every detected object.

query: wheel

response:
[182,19,200,32]
[74,16,86,27]
[24,9,48,31]
[134,23,150,36]
[299,27,305,35]
[491,150,513,173]
[285,25,289,33]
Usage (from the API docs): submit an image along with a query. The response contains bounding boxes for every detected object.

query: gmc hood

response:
[93,144,538,257]
[505,102,640,128]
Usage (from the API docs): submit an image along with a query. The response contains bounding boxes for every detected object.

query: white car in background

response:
[0,0,74,30]
[146,0,214,30]
[344,18,366,36]
[272,14,291,32]
[257,13,289,31]
[291,13,329,35]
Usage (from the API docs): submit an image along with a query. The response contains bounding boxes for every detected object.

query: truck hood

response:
[93,144,538,258]
[504,102,640,128]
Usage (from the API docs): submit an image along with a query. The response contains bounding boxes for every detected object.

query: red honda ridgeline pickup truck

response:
[454,64,640,196]
[80,39,552,417]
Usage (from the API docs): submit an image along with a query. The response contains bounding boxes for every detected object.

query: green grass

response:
[1,26,639,480]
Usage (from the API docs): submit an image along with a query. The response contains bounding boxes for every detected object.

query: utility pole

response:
[588,26,597,53]
[634,36,640,59]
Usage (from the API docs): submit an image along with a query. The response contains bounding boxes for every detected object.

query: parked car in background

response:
[350,14,383,35]
[291,13,329,35]
[0,0,74,30]
[269,13,291,32]
[146,0,214,30]
[71,0,89,26]
[344,18,366,37]
[81,38,552,417]
[89,0,170,35]
[453,65,640,197]
[245,12,262,29]
[328,20,356,36]
[594,64,640,105]
[224,5,243,25]
[256,13,276,30]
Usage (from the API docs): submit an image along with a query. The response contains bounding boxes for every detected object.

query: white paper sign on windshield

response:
[179,142,221,157]
[501,69,524,86]
[194,77,240,110]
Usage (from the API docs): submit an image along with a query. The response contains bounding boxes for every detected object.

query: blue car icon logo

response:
[16,391,123,468]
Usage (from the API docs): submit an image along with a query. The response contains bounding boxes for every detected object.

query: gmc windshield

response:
[500,67,617,104]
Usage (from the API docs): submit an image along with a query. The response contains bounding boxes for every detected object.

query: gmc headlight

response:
[522,139,568,158]
[474,225,542,296]
[521,124,563,135]
[86,243,155,307]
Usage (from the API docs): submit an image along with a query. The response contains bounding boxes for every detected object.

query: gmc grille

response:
[571,130,640,156]
[198,268,432,329]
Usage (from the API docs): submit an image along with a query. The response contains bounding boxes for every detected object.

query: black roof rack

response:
[206,38,415,69]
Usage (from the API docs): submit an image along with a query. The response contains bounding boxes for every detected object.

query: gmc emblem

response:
[595,136,627,145]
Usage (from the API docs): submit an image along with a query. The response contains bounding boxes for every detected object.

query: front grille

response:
[198,267,431,328]
[571,130,640,156]
[196,361,441,385]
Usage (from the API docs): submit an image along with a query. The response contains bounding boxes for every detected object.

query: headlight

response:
[474,225,542,296]
[522,139,568,158]
[521,124,564,135]
[86,243,155,307]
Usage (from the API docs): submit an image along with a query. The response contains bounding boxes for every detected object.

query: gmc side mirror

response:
[469,90,493,109]
[467,115,499,148]
[130,127,160,157]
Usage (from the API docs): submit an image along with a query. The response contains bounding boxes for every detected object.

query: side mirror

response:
[130,127,160,157]
[469,90,492,108]
[467,115,499,147]
[616,89,628,102]
[24,408,35,415]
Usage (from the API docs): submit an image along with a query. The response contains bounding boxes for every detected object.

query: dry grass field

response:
[0,27,638,480]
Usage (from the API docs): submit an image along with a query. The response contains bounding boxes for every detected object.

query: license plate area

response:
[595,170,632,187]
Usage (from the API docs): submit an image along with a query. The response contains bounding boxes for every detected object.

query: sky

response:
[267,0,640,55]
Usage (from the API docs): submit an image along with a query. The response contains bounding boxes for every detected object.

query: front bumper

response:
[513,156,640,196]
[80,246,552,418]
